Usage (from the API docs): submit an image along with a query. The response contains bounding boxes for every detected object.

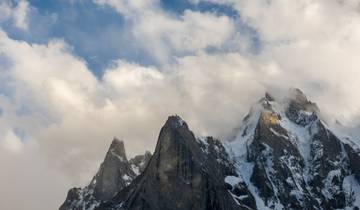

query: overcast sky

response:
[1,0,360,209]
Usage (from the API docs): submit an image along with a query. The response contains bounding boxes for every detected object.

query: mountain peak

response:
[107,137,127,161]
[154,115,199,161]
[289,88,308,103]
[60,138,139,210]
[89,138,135,201]
[94,116,245,210]
[286,88,319,125]
[156,115,202,159]
[265,92,275,101]
[287,88,318,110]
[104,137,127,162]
[164,115,188,129]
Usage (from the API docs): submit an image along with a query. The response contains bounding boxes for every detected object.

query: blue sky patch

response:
[1,0,262,78]
[161,0,239,18]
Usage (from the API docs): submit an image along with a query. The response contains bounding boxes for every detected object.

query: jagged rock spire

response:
[90,138,136,201]
[95,115,245,210]
[289,88,308,103]
[148,115,204,184]
[59,138,140,210]
[286,88,319,125]
[107,138,127,161]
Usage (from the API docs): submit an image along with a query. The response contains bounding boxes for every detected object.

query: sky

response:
[1,0,360,209]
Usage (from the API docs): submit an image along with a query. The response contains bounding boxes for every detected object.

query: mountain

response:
[96,116,252,210]
[59,138,151,210]
[60,89,360,210]
[228,89,360,210]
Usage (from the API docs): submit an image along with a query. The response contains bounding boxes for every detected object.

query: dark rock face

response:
[90,139,136,200]
[248,111,319,209]
[285,88,319,126]
[96,116,248,210]
[344,143,360,180]
[198,136,256,209]
[308,122,348,209]
[128,151,151,175]
[60,139,149,210]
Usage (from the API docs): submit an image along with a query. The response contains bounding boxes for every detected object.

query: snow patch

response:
[269,127,289,140]
[225,176,243,187]
[110,149,125,162]
[343,175,360,208]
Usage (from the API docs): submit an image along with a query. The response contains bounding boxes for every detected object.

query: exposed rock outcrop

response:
[96,116,249,210]
[60,139,151,210]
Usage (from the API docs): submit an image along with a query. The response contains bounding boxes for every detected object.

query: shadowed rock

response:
[286,88,319,126]
[248,110,318,209]
[96,116,250,210]
[90,138,136,200]
[59,138,142,210]
[129,151,152,175]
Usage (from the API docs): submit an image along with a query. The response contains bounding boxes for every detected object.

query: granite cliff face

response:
[60,90,360,210]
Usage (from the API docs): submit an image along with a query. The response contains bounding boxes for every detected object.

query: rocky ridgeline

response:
[60,89,360,210]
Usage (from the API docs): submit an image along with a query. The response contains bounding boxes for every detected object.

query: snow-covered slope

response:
[227,89,360,210]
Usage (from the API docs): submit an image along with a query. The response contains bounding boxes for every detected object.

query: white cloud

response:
[0,2,12,22]
[190,0,360,123]
[133,10,234,52]
[93,0,158,17]
[234,0,360,123]
[13,1,29,30]
[0,143,70,210]
[0,0,29,30]
[0,28,266,192]
[0,129,23,153]
[93,0,235,64]
[103,60,164,92]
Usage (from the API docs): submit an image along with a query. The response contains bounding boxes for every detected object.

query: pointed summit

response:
[59,139,139,210]
[96,116,245,210]
[286,88,319,125]
[164,115,188,129]
[106,138,127,162]
[289,88,308,103]
[151,115,203,180]
[109,138,125,151]
[151,115,203,169]
[287,88,318,110]
[90,139,135,200]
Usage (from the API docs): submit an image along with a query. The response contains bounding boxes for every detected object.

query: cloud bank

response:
[1,0,360,209]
